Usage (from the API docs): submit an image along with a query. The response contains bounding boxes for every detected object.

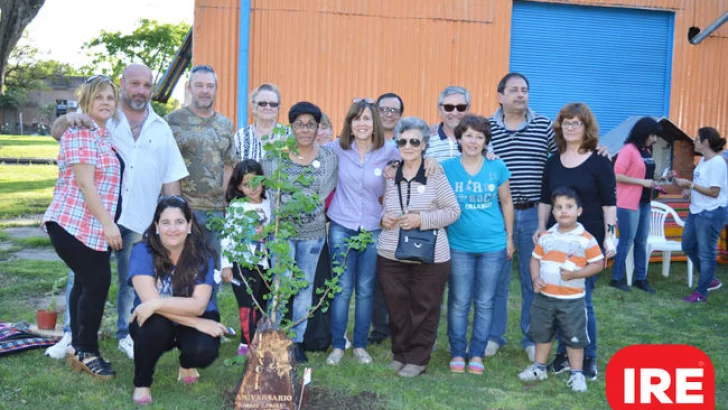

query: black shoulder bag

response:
[394,180,438,264]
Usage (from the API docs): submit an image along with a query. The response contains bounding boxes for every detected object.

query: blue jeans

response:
[682,206,728,296]
[329,222,381,350]
[612,203,651,282]
[61,225,142,338]
[489,207,538,348]
[281,237,325,343]
[557,275,597,358]
[193,209,223,270]
[448,248,507,358]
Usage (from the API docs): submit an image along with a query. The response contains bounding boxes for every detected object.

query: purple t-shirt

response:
[326,140,399,231]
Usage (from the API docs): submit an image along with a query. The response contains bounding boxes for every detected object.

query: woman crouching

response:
[128,196,230,405]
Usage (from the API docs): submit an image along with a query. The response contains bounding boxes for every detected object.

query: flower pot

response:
[36,310,58,330]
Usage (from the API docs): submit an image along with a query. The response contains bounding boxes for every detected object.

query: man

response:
[45,64,189,360]
[166,65,237,265]
[486,73,555,365]
[376,93,404,142]
[425,86,470,162]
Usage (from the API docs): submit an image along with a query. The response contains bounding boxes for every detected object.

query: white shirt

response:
[109,106,189,234]
[690,155,728,214]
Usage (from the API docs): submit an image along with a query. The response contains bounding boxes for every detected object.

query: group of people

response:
[39,62,727,404]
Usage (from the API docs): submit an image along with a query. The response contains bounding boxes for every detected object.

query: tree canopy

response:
[0,0,46,91]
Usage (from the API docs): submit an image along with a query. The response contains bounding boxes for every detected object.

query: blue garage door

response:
[510,1,674,135]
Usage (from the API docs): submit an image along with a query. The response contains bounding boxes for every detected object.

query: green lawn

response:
[1,244,726,409]
[0,164,56,220]
[0,135,59,159]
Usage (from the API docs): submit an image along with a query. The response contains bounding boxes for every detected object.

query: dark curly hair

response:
[226,159,266,202]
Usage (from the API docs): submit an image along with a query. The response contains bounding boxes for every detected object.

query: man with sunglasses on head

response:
[425,86,470,162]
[166,65,237,272]
[46,64,189,361]
[376,93,405,143]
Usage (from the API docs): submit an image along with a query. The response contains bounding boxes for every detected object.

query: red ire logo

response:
[606,345,715,410]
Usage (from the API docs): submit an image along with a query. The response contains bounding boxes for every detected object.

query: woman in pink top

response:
[42,75,123,380]
[610,117,662,293]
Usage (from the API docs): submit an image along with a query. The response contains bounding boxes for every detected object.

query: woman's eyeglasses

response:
[396,138,422,148]
[85,74,112,84]
[292,121,318,131]
[441,104,468,113]
[255,101,280,108]
[353,98,375,104]
[562,120,584,130]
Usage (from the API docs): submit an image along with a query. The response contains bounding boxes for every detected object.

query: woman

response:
[233,83,290,161]
[377,116,460,378]
[611,117,663,293]
[326,100,399,366]
[316,112,335,145]
[261,101,338,363]
[674,127,728,303]
[42,75,123,380]
[129,196,228,405]
[442,114,514,375]
[535,102,616,381]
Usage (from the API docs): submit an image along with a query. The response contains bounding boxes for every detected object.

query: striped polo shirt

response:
[489,107,556,204]
[532,223,603,299]
[424,123,461,162]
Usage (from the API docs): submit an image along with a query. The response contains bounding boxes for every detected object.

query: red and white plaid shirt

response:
[42,127,121,251]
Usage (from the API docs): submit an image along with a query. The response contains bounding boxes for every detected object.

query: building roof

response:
[602,116,693,158]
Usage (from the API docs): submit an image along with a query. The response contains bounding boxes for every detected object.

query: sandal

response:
[67,351,116,381]
[132,388,153,406]
[178,367,200,384]
[468,358,485,375]
[449,357,466,373]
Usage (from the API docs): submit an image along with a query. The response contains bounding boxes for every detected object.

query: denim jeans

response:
[489,207,538,348]
[328,222,381,350]
[682,206,728,296]
[612,203,652,282]
[61,225,142,339]
[193,209,223,270]
[557,275,597,358]
[280,237,325,343]
[448,248,507,358]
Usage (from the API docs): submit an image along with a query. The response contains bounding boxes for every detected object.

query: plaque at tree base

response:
[235,325,299,410]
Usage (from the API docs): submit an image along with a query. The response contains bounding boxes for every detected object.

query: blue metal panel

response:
[237,0,251,128]
[509,1,674,135]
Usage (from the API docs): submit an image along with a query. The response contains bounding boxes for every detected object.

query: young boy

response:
[518,186,603,392]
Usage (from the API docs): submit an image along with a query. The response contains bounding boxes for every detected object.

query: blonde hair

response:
[77,76,120,122]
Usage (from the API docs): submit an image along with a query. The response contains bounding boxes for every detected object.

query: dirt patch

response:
[223,386,383,410]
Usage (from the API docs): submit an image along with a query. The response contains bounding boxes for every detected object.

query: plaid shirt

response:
[42,127,121,251]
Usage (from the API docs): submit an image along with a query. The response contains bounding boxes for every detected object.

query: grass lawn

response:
[0,135,59,159]
[1,237,726,409]
[0,164,56,220]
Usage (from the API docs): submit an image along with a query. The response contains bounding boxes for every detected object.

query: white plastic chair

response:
[625,201,693,287]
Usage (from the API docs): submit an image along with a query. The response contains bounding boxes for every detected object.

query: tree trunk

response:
[0,0,45,90]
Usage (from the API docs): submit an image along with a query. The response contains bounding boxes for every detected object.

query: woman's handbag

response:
[394,180,437,264]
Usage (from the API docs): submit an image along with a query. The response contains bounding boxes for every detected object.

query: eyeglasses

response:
[353,98,375,104]
[441,104,468,113]
[85,74,112,84]
[562,120,584,130]
[191,64,215,74]
[158,195,186,204]
[255,101,280,108]
[292,121,318,131]
[396,138,422,148]
[378,106,401,115]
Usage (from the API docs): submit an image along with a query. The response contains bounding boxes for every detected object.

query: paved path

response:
[2,226,61,262]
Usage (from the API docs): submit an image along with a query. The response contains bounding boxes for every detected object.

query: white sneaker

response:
[524,345,536,362]
[485,340,500,357]
[344,334,352,350]
[44,332,72,360]
[567,372,588,392]
[518,363,548,382]
[118,335,134,359]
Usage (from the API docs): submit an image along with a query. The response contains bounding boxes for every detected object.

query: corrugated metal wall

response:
[195,0,727,137]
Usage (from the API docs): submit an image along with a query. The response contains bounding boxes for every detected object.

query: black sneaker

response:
[368,333,388,345]
[609,279,632,292]
[633,279,656,294]
[294,343,308,364]
[547,353,570,374]
[583,356,598,380]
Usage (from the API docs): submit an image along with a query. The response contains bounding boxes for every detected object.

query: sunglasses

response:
[85,74,112,84]
[353,97,375,104]
[255,101,280,108]
[396,138,422,148]
[378,106,401,115]
[441,104,469,113]
[191,64,215,74]
[158,195,186,204]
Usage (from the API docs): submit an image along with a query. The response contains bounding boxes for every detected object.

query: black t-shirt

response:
[640,148,656,204]
[540,153,617,245]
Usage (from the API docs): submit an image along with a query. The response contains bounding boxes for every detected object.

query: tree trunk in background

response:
[0,0,45,90]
